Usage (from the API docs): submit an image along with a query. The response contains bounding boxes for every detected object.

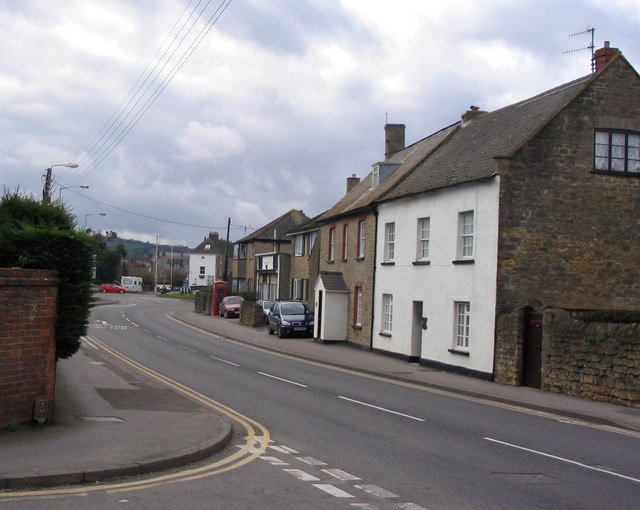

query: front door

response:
[410,301,424,361]
[522,310,543,388]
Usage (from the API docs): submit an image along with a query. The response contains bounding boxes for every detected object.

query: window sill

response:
[592,169,640,177]
[355,256,365,261]
[380,261,395,266]
[412,260,430,266]
[452,259,474,265]
[352,324,362,330]
[448,348,470,356]
[341,258,348,262]
[326,260,335,264]
[379,331,392,337]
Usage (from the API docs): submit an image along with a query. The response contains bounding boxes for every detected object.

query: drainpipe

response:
[369,208,379,351]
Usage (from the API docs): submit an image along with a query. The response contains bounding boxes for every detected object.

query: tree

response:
[92,233,128,283]
[0,190,95,359]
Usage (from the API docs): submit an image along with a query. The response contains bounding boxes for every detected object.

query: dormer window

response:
[372,166,380,187]
[371,162,401,188]
[204,244,211,250]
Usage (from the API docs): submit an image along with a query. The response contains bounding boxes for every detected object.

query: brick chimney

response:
[346,174,360,193]
[461,105,486,122]
[385,123,405,159]
[209,232,219,240]
[593,41,620,72]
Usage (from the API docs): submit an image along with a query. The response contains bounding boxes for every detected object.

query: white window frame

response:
[354,286,363,327]
[454,301,470,350]
[328,227,336,261]
[342,223,349,260]
[307,231,318,255]
[382,294,393,333]
[384,222,395,262]
[417,217,430,260]
[294,235,304,256]
[357,220,366,258]
[458,211,475,259]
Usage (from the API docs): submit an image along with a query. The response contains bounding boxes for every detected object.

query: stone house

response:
[187,232,226,292]
[370,45,640,387]
[230,209,310,300]
[286,214,321,309]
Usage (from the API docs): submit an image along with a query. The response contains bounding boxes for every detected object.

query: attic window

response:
[594,129,640,174]
[205,244,211,250]
[372,167,380,187]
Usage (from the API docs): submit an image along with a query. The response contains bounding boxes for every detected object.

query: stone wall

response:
[0,268,58,427]
[544,309,639,407]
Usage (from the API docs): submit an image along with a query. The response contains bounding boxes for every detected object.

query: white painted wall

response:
[188,253,219,287]
[372,178,500,375]
[314,280,349,341]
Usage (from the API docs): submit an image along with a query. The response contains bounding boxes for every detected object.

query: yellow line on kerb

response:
[0,336,270,501]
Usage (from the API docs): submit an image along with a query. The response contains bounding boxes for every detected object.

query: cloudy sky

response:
[2,0,639,247]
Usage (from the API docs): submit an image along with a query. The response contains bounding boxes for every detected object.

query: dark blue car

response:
[267,301,314,338]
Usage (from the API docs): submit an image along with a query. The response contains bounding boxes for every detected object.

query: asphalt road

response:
[7,294,638,509]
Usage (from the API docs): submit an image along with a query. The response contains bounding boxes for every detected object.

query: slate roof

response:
[320,63,611,219]
[191,234,227,255]
[236,209,311,243]
[317,271,348,292]
[385,73,597,201]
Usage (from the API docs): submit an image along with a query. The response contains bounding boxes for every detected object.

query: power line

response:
[71,0,234,184]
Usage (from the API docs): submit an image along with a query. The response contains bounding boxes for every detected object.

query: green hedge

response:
[0,192,95,359]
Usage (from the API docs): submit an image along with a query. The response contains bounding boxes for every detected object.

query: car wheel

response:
[119,290,124,294]
[268,324,274,335]
[101,290,107,293]
[223,311,228,318]
[277,326,285,338]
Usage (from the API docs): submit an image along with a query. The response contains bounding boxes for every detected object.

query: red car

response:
[99,283,128,294]
[219,296,243,318]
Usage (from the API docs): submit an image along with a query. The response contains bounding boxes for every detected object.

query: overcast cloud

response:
[2,0,639,246]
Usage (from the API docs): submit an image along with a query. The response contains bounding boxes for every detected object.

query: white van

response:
[121,276,143,293]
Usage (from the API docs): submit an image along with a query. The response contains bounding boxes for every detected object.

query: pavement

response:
[2,303,639,491]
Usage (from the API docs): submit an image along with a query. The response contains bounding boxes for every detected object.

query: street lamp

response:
[154,235,164,293]
[58,185,89,202]
[83,212,106,230]
[42,163,79,203]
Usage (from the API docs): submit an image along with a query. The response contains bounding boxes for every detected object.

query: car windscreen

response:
[225,297,243,304]
[281,302,307,315]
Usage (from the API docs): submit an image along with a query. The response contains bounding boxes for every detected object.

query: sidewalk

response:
[1,307,638,492]
[171,309,640,433]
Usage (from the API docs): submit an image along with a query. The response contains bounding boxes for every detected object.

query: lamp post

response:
[83,212,106,230]
[154,235,164,293]
[42,163,79,203]
[58,185,89,202]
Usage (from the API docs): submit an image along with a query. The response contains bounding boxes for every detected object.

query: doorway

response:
[410,301,424,362]
[522,308,542,388]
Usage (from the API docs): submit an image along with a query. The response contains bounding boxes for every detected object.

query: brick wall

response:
[0,268,58,427]
[544,309,639,407]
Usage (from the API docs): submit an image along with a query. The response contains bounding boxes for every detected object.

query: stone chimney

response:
[385,123,405,159]
[593,41,620,72]
[461,105,486,122]
[346,174,360,193]
[209,232,219,240]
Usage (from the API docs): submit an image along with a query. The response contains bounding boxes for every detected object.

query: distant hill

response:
[105,238,190,260]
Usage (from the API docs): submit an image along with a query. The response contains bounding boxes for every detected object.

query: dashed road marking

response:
[313,484,355,498]
[355,484,398,498]
[297,456,327,466]
[258,371,308,387]
[210,355,240,366]
[260,456,289,466]
[270,445,300,454]
[323,468,361,481]
[338,396,425,422]
[283,469,320,482]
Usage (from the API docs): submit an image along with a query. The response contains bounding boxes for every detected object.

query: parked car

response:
[98,283,127,294]
[267,300,314,338]
[219,296,244,318]
[256,299,274,324]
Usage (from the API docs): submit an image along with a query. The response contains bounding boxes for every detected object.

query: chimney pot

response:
[461,106,486,122]
[593,42,620,72]
[346,174,361,193]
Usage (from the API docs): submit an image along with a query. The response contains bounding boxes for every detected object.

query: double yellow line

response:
[0,336,270,501]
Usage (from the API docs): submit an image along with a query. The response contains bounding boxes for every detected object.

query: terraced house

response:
[315,44,640,395]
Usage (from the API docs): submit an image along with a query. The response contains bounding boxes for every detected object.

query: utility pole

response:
[223,217,231,282]
[42,163,79,203]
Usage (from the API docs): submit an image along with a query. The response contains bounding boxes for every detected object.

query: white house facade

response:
[372,177,500,378]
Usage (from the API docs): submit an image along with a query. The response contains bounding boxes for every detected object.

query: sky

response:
[2,0,639,247]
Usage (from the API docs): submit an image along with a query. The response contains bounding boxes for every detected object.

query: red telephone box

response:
[210,281,229,316]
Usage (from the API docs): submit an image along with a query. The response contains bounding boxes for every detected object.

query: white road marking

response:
[349,505,378,509]
[157,335,169,342]
[338,396,425,422]
[485,437,640,484]
[177,344,197,352]
[296,457,327,466]
[236,444,265,454]
[210,355,240,366]
[81,337,99,350]
[323,468,361,481]
[269,445,299,454]
[260,456,289,466]
[355,484,398,498]
[397,503,430,510]
[283,469,320,482]
[130,322,138,327]
[313,484,354,498]
[258,371,308,387]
